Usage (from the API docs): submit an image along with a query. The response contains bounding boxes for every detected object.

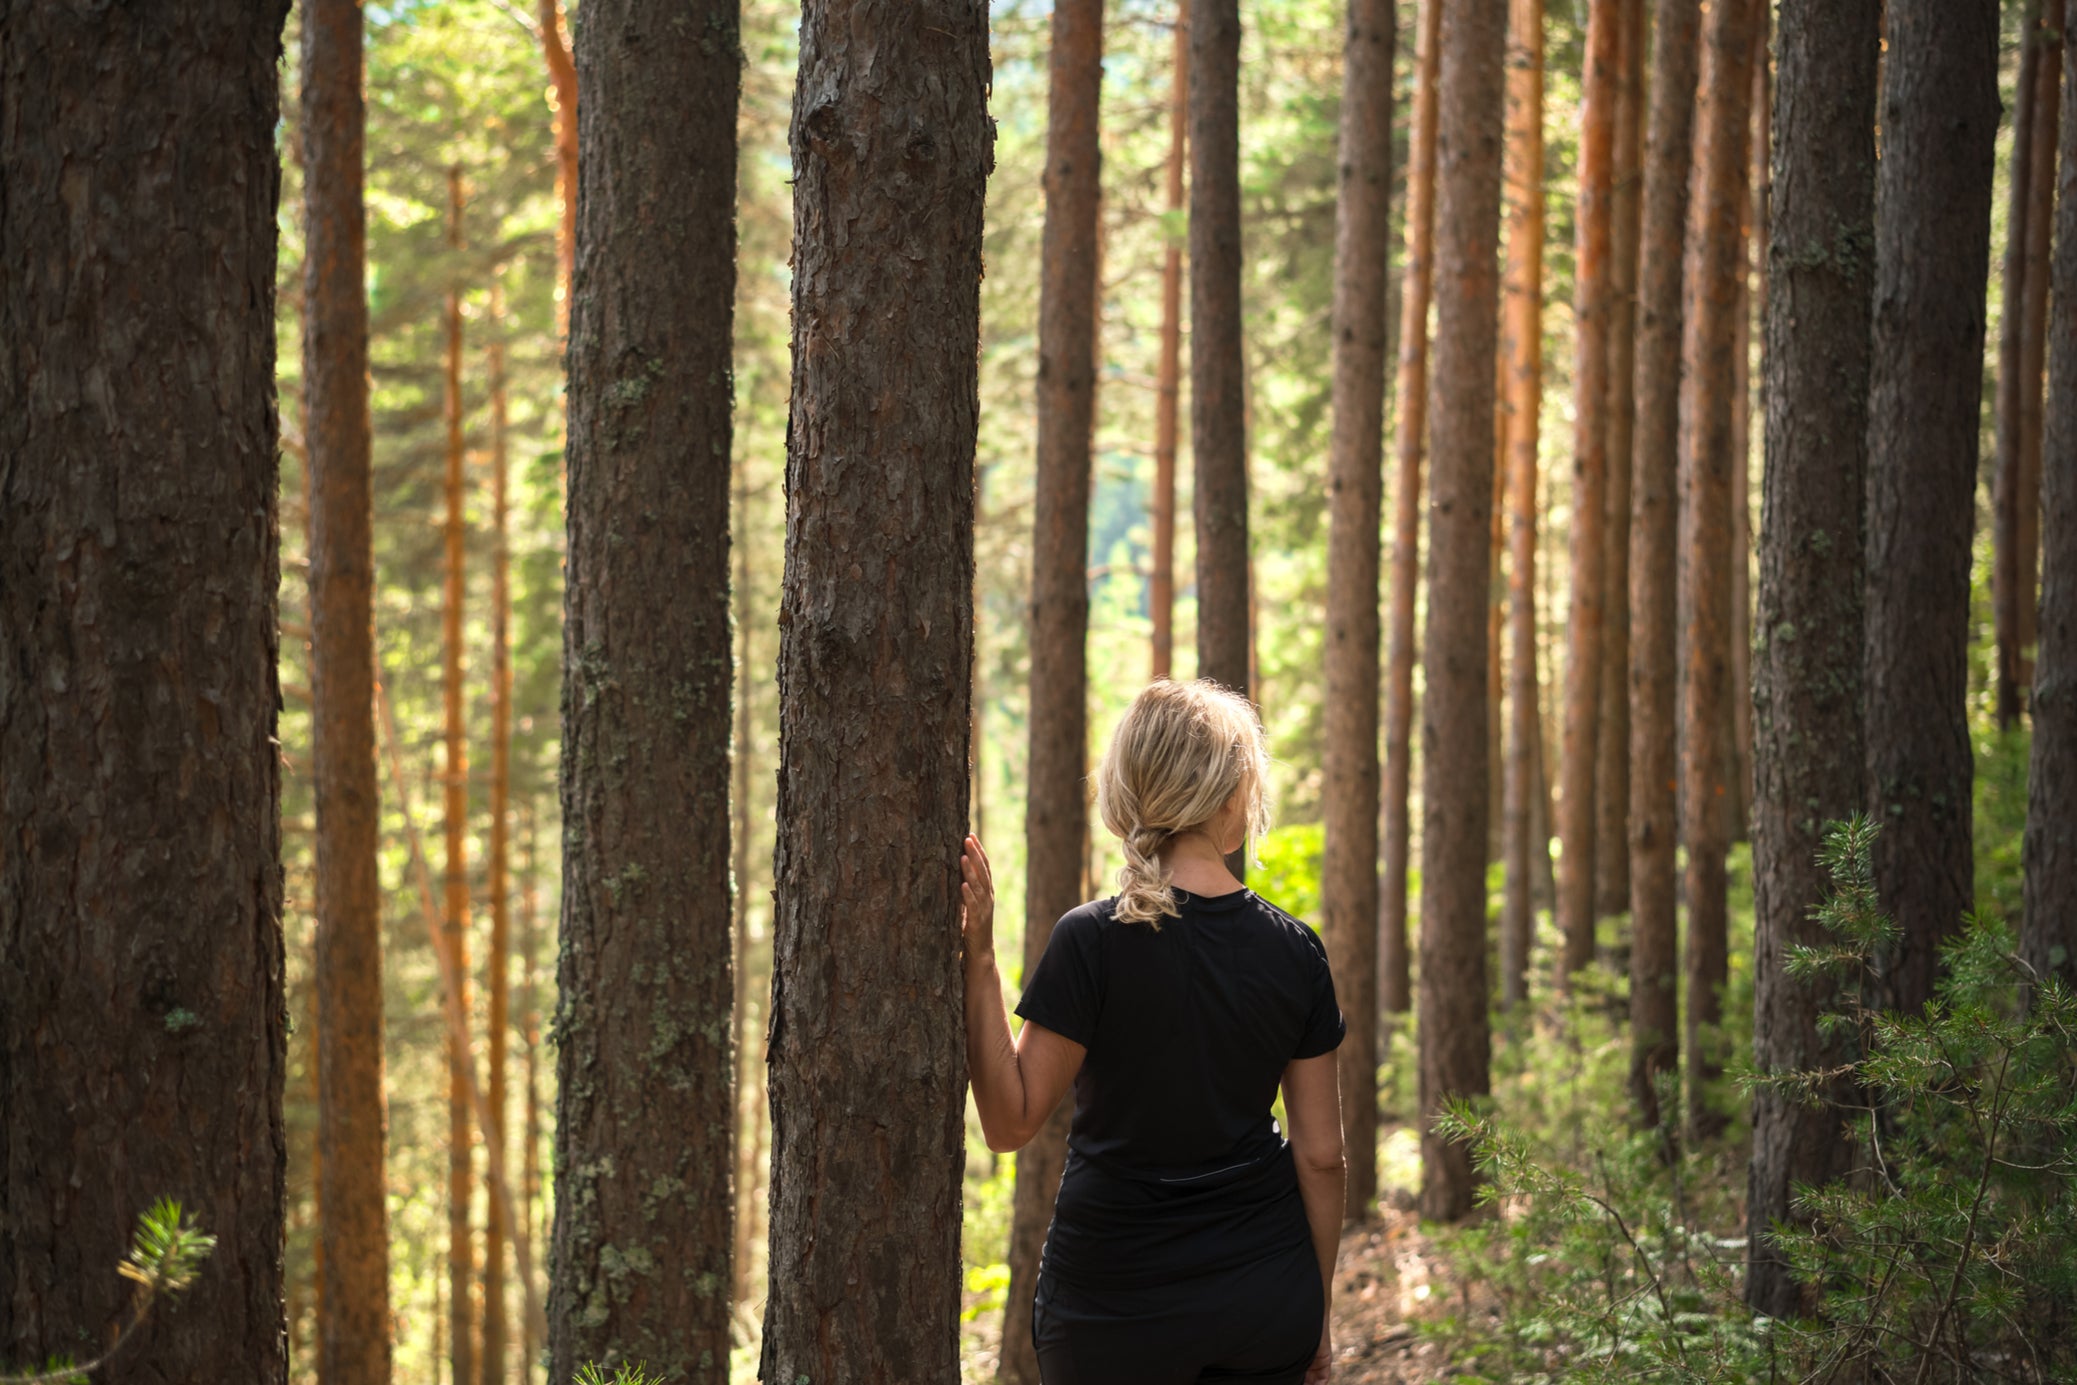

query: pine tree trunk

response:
[730,472,759,1310]
[481,277,513,1385]
[441,163,477,1385]
[1153,9,1188,682]
[1558,0,1622,981]
[1864,0,1999,1019]
[1628,0,1702,1133]
[1322,0,1394,1221]
[1418,0,1504,1224]
[1384,0,1445,1019]
[549,0,740,1373]
[0,4,290,1378]
[761,2,989,1377]
[2024,36,2077,994]
[2018,0,2064,708]
[1191,0,1250,699]
[1002,1,1104,1373]
[1746,0,1878,1320]
[304,0,393,1378]
[1996,0,2046,731]
[538,0,579,343]
[1499,0,1546,1010]
[1595,0,1646,923]
[1727,21,1768,846]
[521,814,545,1377]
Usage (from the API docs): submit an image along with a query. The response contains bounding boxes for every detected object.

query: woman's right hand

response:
[960,834,995,966]
[1305,1316,1332,1383]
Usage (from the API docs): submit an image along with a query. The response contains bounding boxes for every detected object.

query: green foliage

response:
[572,1364,665,1385]
[1252,822,1324,921]
[0,1201,214,1385]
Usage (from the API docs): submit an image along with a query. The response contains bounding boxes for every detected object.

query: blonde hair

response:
[1096,679,1271,926]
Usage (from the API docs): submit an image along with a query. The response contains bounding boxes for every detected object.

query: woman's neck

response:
[1161,831,1244,898]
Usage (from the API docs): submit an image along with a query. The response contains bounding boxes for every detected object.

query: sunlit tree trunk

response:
[1863,0,1999,1018]
[539,0,578,342]
[480,276,513,1385]
[1726,17,1768,845]
[520,814,545,1379]
[1153,9,1187,682]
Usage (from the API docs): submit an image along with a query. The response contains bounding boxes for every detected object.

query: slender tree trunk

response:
[441,163,477,1385]
[762,1,989,1377]
[1418,0,1504,1224]
[730,471,759,1310]
[1384,0,1444,1019]
[1746,0,1878,1320]
[1002,1,1104,1373]
[1727,19,1768,846]
[1997,1,2047,731]
[1499,0,1546,1009]
[0,4,290,1378]
[1322,0,1394,1220]
[2018,0,2065,708]
[520,813,543,1382]
[549,0,740,1375]
[1595,0,1646,922]
[1628,0,1702,1133]
[303,0,392,1380]
[481,277,513,1385]
[1557,0,1622,982]
[1153,10,1187,682]
[2025,36,2077,992]
[539,0,579,343]
[1863,0,2000,1019]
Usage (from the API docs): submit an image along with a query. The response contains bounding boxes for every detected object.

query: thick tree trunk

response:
[1191,0,1250,700]
[1558,0,1622,981]
[2025,38,2077,993]
[549,0,740,1374]
[1322,0,1394,1221]
[441,164,477,1385]
[538,0,579,342]
[761,2,989,1378]
[481,278,513,1385]
[303,1,392,1380]
[1499,0,1546,1010]
[1418,0,1504,1224]
[1678,0,1758,1143]
[1595,0,1646,923]
[1384,0,1445,1019]
[1002,0,1104,1373]
[1864,0,1999,1019]
[1628,0,1702,1133]
[1746,0,1878,1321]
[2018,1,2065,710]
[0,3,290,1379]
[1153,10,1187,682]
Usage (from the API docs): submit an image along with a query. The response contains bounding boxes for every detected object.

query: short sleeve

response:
[1292,928,1346,1059]
[1014,906,1104,1049]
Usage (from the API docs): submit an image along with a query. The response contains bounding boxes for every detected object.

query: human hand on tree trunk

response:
[960,834,995,967]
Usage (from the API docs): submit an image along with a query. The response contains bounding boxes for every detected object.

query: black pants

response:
[1030,1238,1322,1385]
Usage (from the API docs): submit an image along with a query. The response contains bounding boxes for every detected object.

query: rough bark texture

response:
[1863,0,1999,1019]
[1384,0,1444,1019]
[1746,0,1878,1319]
[549,0,740,1375]
[762,2,989,1378]
[2026,38,2077,993]
[303,2,393,1379]
[1678,0,1757,1142]
[1153,11,1187,682]
[1002,0,1103,1372]
[1418,0,1504,1224]
[1628,0,1701,1132]
[1499,0,1546,1009]
[0,3,290,1379]
[1191,0,1250,697]
[1322,0,1394,1220]
[481,279,513,1385]
[1595,0,1646,923]
[1558,0,1621,981]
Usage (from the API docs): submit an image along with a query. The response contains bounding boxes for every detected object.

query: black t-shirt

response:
[1014,886,1346,1179]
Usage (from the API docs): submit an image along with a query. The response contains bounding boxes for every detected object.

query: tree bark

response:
[1191,0,1250,700]
[1996,0,2046,731]
[1153,10,1187,682]
[2017,0,2065,712]
[0,3,290,1379]
[2025,33,2077,993]
[1595,0,1647,922]
[1322,0,1394,1221]
[539,0,579,343]
[761,1,989,1378]
[1384,0,1445,1019]
[1746,0,1878,1320]
[1863,0,1999,1019]
[549,0,740,1374]
[1418,0,1504,1224]
[1557,0,1622,982]
[304,0,393,1379]
[441,163,476,1385]
[521,814,545,1373]
[1628,0,1702,1133]
[1726,19,1768,845]
[481,277,513,1385]
[1499,0,1546,1010]
[1002,0,1103,1373]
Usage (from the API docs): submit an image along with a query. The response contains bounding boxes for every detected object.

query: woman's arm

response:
[1282,1052,1346,1383]
[962,835,1086,1152]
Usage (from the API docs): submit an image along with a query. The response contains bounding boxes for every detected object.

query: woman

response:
[962,678,1346,1385]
